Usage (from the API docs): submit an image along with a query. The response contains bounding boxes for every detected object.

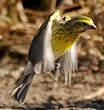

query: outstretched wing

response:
[28,10,61,74]
[60,43,78,85]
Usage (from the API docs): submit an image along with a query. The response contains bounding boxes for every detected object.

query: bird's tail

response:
[12,74,34,103]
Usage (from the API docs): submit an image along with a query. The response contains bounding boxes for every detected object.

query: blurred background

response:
[0,0,104,109]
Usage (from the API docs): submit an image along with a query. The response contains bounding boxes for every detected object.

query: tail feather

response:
[12,74,33,103]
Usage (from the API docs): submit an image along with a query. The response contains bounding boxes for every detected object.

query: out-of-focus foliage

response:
[0,0,103,70]
[0,0,103,75]
[77,0,104,73]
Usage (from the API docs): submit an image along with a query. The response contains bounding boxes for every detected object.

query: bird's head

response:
[65,15,96,33]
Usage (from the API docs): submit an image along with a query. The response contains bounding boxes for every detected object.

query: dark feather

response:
[12,61,34,103]
[28,14,55,74]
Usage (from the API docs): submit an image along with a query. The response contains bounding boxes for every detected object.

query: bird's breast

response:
[51,28,77,59]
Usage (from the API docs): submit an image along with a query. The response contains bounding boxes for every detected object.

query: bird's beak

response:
[89,24,96,30]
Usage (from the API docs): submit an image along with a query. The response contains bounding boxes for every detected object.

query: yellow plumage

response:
[50,10,95,59]
[52,27,76,59]
[51,11,78,59]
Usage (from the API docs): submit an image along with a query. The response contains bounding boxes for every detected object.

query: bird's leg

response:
[51,59,61,80]
[51,58,60,74]
[52,63,61,74]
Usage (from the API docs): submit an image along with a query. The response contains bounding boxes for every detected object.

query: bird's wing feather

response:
[28,11,61,74]
[60,43,78,85]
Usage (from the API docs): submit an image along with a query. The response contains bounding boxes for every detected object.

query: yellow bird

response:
[12,10,96,103]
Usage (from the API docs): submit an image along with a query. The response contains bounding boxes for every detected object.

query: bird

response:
[12,10,96,103]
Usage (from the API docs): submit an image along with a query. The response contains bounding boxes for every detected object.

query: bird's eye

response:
[83,23,87,26]
[63,17,65,20]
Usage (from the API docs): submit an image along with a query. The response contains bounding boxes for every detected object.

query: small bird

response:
[12,10,96,103]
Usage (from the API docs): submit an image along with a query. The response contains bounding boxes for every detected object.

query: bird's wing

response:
[60,43,78,85]
[28,10,61,74]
